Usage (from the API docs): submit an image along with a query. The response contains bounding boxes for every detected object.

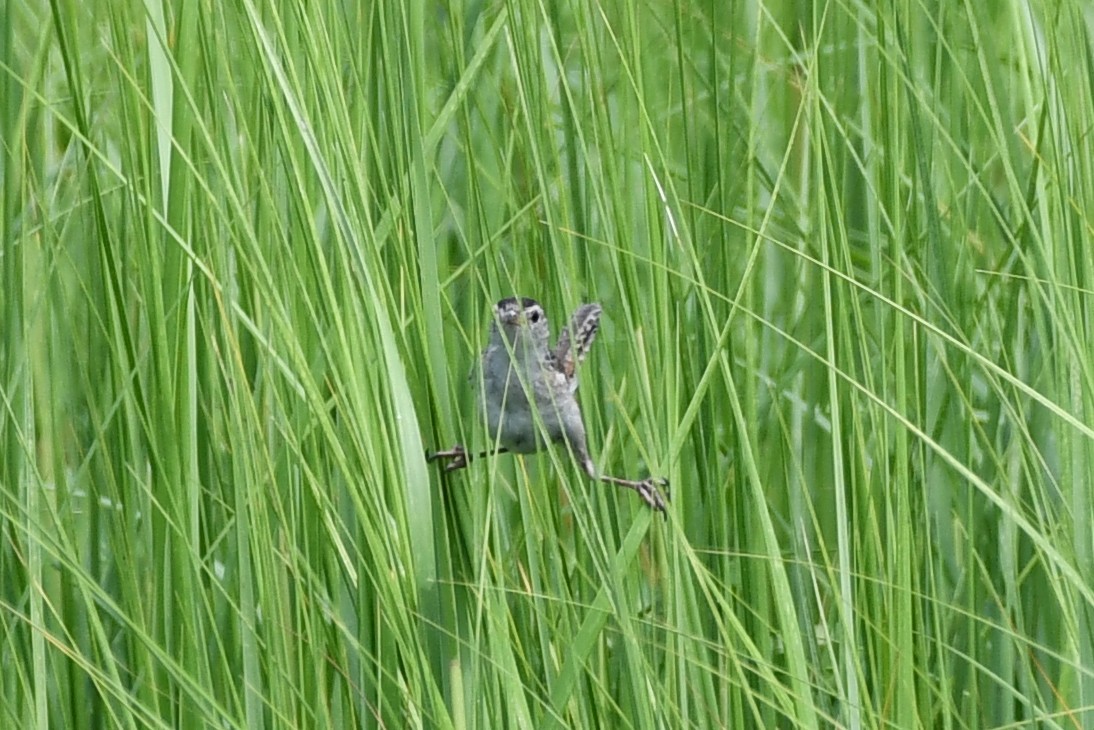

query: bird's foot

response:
[426,445,469,472]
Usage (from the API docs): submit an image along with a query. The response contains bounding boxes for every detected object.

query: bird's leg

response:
[578,457,670,512]
[426,445,510,472]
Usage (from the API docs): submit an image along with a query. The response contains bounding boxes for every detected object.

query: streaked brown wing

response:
[554,303,602,378]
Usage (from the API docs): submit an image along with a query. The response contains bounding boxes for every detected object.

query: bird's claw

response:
[636,477,669,513]
[426,445,468,472]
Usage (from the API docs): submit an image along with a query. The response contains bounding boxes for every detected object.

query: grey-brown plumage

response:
[428,297,668,512]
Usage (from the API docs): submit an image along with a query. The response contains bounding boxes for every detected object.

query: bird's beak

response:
[497,309,521,326]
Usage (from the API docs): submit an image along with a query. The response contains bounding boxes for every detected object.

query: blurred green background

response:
[3,0,1093,727]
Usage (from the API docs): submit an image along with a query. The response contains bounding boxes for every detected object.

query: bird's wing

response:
[554,303,602,380]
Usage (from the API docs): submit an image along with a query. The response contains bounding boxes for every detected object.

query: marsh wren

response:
[428,297,668,512]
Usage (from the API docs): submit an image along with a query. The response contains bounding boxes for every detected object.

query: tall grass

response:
[3,0,1093,727]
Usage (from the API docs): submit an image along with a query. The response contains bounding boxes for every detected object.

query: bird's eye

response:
[529,310,540,323]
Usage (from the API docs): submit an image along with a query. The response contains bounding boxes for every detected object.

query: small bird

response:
[428,297,668,512]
